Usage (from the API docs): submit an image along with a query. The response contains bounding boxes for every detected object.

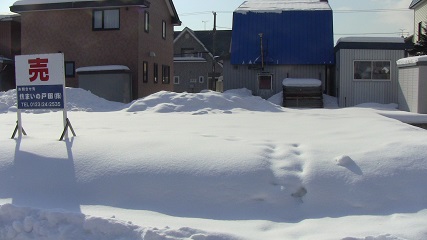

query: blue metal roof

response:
[230,10,335,65]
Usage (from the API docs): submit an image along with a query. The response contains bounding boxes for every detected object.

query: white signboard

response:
[14,53,73,140]
[15,53,65,109]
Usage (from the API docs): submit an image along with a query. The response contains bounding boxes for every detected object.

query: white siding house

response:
[334,37,409,107]
[410,0,427,43]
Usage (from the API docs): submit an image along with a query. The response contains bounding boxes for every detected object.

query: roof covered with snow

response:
[76,65,130,73]
[335,36,410,51]
[337,37,405,44]
[0,12,19,20]
[11,0,149,12]
[11,0,180,25]
[235,0,331,13]
[396,55,427,67]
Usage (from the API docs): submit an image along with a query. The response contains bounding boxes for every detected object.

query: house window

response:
[162,65,170,84]
[199,76,204,83]
[162,20,166,39]
[143,61,148,83]
[93,9,120,30]
[354,61,391,80]
[153,63,158,83]
[144,11,150,33]
[174,76,180,84]
[181,48,194,57]
[64,61,75,78]
[258,74,272,90]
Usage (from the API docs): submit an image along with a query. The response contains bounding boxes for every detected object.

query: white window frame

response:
[173,76,180,84]
[258,74,273,90]
[162,20,166,39]
[353,60,391,81]
[144,11,150,33]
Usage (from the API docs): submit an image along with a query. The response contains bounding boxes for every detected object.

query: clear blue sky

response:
[1,0,414,43]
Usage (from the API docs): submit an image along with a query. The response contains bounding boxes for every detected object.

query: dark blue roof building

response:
[230,0,334,66]
[223,0,335,101]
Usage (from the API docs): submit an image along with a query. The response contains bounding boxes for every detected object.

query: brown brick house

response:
[10,0,180,102]
[0,12,20,91]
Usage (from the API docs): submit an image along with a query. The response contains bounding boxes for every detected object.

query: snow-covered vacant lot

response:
[0,88,427,240]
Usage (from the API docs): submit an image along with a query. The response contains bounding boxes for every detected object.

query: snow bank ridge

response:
[0,204,235,240]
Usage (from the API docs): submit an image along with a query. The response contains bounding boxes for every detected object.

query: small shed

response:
[396,55,427,114]
[282,78,323,108]
[76,65,132,103]
[334,37,409,107]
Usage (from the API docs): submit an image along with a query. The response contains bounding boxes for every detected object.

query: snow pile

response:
[0,204,233,240]
[65,88,125,112]
[1,87,427,239]
[0,90,17,113]
[126,89,283,113]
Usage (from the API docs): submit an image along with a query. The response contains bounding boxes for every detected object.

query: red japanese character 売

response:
[28,58,49,82]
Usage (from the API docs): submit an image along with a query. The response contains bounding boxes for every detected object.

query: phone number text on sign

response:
[17,85,65,109]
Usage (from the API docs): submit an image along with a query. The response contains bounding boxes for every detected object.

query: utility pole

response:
[210,11,217,91]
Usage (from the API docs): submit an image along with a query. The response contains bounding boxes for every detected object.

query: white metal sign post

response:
[13,53,75,140]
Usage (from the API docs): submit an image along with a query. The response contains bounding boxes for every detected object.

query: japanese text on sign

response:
[28,58,49,82]
[17,85,64,109]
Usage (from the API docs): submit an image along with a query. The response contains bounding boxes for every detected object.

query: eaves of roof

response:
[409,0,425,9]
[166,0,181,26]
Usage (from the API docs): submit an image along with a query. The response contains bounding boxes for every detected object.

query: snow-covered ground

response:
[0,88,426,240]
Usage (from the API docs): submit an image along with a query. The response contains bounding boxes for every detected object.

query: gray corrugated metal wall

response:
[336,49,405,107]
[223,60,325,98]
